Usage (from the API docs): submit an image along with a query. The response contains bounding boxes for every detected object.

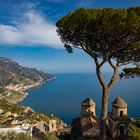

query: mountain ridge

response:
[0,57,53,88]
[0,57,54,103]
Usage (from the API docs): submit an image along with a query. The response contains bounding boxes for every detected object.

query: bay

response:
[20,73,140,125]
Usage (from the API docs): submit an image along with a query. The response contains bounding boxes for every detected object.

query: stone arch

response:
[117,123,127,136]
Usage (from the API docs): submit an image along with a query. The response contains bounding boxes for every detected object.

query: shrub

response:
[0,132,37,140]
[129,125,140,140]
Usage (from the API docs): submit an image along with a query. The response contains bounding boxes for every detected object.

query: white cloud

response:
[0,10,63,47]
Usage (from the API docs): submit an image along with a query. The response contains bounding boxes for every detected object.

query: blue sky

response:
[0,0,140,73]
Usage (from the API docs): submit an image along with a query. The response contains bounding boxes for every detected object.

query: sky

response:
[0,0,140,73]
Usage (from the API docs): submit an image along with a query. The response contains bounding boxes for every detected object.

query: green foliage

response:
[21,112,50,124]
[6,90,24,102]
[0,132,37,140]
[131,119,140,128]
[56,7,140,66]
[0,99,56,126]
[123,67,140,75]
[0,99,22,114]
[45,132,60,140]
[0,115,9,124]
[122,67,140,78]
[129,119,140,140]
[14,133,37,140]
[0,132,60,140]
[129,125,140,140]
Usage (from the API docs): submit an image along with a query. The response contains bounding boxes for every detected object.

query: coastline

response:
[19,77,56,103]
[5,77,56,104]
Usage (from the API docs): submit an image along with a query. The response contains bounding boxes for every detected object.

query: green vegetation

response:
[0,115,9,124]
[132,119,140,128]
[0,132,37,140]
[0,99,22,114]
[0,132,60,140]
[56,6,140,139]
[18,111,50,124]
[0,99,56,126]
[45,132,60,140]
[122,67,140,78]
[6,90,24,103]
[128,119,140,139]
[129,125,140,140]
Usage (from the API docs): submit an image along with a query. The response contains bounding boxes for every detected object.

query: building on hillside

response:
[71,98,100,139]
[48,119,57,133]
[108,97,131,139]
[0,124,33,136]
[32,119,58,136]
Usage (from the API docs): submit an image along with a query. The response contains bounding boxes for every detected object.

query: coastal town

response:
[0,98,69,139]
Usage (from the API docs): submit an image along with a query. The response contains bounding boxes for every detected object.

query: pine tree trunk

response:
[100,88,109,140]
[94,60,118,140]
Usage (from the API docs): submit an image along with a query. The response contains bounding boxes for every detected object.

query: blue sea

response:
[20,73,140,125]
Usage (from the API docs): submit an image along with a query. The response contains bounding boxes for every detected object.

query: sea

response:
[19,73,140,125]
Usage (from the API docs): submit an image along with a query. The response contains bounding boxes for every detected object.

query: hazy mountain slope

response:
[0,57,53,88]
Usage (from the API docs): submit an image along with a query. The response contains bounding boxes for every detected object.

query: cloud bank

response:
[0,10,62,47]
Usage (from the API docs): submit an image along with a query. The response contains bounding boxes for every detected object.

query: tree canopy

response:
[121,64,140,78]
[56,7,140,67]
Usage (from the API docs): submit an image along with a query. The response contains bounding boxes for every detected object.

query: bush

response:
[14,133,37,140]
[0,132,37,140]
[129,125,140,140]
[45,132,60,140]
[0,132,60,140]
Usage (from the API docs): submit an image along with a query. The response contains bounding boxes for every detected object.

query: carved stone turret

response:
[112,97,128,117]
[81,98,96,116]
[108,97,130,139]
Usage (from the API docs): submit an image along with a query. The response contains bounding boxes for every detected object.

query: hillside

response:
[0,99,66,140]
[0,58,67,139]
[0,57,54,103]
[0,99,53,126]
[0,57,53,88]
[129,119,140,139]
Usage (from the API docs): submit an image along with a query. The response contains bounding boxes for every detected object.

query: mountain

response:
[0,57,67,139]
[0,57,53,88]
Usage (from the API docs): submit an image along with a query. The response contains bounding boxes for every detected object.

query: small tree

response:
[56,7,140,139]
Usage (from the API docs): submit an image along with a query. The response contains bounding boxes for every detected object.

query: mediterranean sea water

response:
[20,73,140,125]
